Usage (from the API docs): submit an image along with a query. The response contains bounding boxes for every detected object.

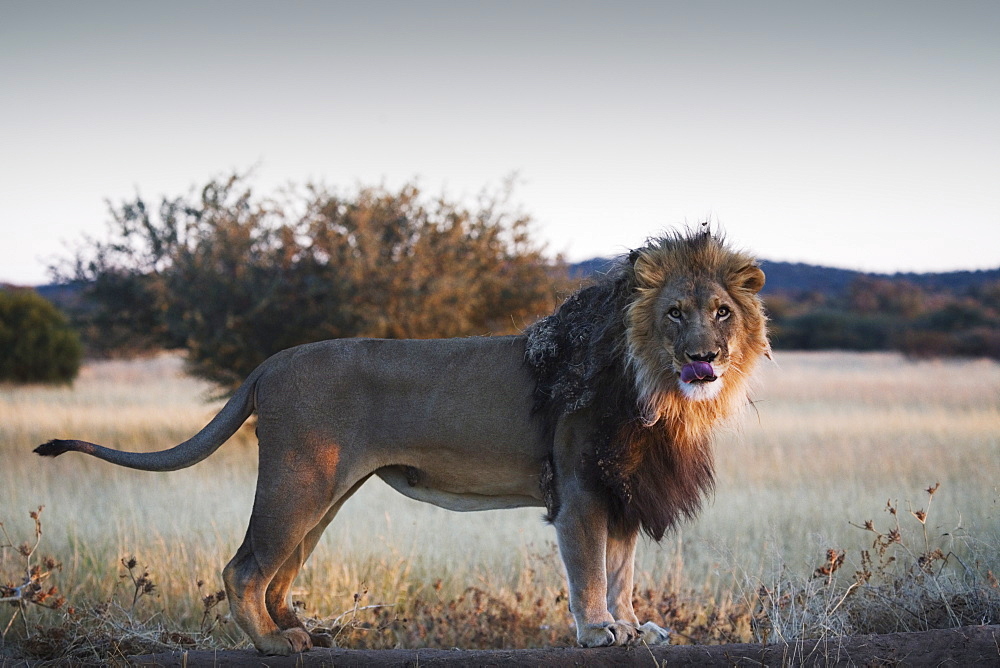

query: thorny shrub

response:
[1,507,66,639]
[750,483,1000,642]
[0,508,240,664]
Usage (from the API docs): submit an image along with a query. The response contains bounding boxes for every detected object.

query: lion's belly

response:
[418,440,541,484]
[375,452,546,512]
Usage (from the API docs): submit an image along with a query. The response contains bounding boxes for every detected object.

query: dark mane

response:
[524,254,715,541]
[524,261,634,423]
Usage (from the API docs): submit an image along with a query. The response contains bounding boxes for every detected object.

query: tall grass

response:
[1,352,998,657]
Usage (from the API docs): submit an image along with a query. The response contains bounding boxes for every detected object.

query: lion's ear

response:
[628,249,641,266]
[631,251,661,287]
[734,264,765,294]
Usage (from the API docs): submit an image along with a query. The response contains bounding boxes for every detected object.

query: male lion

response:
[35,228,769,654]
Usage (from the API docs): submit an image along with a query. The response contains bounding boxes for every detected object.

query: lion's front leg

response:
[553,485,636,647]
[606,530,671,646]
[605,529,640,627]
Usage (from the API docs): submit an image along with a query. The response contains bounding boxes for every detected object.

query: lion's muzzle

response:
[680,361,717,383]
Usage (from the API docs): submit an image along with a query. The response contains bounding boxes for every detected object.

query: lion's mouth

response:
[680,361,717,383]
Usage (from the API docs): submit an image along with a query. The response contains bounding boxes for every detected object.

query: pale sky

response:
[2,0,998,285]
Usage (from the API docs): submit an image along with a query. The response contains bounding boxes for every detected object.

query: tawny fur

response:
[34,227,768,654]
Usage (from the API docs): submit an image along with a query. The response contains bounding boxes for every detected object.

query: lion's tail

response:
[34,364,263,472]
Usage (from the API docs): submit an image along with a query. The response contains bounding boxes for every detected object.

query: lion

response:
[34,227,769,654]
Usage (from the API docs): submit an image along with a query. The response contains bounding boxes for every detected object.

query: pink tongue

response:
[681,361,715,383]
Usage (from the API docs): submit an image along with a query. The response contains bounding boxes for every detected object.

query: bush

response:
[770,310,899,351]
[0,289,82,383]
[56,174,569,390]
[767,275,1000,360]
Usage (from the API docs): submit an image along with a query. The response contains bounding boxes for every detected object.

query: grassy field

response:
[2,351,998,658]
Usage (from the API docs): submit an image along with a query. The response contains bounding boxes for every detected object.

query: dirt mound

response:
[129,624,1000,667]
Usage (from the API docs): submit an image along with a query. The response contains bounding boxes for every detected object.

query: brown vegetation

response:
[55,174,570,389]
[767,273,1000,359]
[2,353,998,663]
[2,479,997,662]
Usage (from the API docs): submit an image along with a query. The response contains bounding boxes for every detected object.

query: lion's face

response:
[625,233,768,423]
[649,276,754,402]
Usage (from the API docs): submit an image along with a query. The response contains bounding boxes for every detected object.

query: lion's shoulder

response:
[525,266,635,418]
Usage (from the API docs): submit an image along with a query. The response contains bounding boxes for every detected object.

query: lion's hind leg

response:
[223,455,365,655]
[223,520,315,655]
[263,475,371,649]
[262,528,334,649]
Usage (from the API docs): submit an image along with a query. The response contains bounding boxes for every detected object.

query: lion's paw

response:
[638,621,671,645]
[282,627,313,653]
[577,623,615,647]
[255,627,313,655]
[577,621,639,647]
[308,630,336,648]
[608,621,640,646]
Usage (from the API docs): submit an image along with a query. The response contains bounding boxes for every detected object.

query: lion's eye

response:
[717,306,732,320]
[667,307,683,321]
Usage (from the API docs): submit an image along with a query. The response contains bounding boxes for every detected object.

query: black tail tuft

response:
[34,439,76,457]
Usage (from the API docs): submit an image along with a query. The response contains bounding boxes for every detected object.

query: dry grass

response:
[1,351,998,660]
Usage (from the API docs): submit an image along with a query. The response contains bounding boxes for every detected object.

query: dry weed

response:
[0,507,243,664]
[749,483,1000,643]
[1,507,66,640]
[4,483,999,662]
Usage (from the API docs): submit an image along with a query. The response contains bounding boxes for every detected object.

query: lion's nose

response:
[686,350,719,363]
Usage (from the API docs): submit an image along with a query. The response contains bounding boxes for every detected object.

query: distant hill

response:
[569,258,1000,297]
[759,261,1000,297]
[567,257,620,279]
[34,282,87,308]
[10,258,999,360]
[16,256,1000,308]
[23,260,1000,310]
